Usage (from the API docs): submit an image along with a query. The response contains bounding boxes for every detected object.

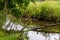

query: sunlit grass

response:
[0,28,20,40]
[24,1,60,22]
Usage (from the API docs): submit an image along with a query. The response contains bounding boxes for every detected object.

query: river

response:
[2,19,60,40]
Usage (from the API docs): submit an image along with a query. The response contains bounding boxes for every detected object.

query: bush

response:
[24,2,42,18]
[40,1,60,22]
[0,10,6,27]
[40,1,55,21]
[24,1,60,22]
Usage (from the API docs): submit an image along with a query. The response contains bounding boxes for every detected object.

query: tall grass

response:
[0,28,20,40]
[23,2,41,18]
[24,1,60,22]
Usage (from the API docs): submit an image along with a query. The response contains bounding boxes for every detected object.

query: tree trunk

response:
[4,0,8,14]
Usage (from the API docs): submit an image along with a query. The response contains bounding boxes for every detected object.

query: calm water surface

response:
[2,19,60,40]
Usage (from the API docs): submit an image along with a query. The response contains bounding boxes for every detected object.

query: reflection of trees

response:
[18,32,28,40]
[41,33,60,40]
[41,32,50,40]
[2,19,60,40]
[59,34,60,40]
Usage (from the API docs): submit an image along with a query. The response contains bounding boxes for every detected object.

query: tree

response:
[0,0,39,27]
[0,0,39,40]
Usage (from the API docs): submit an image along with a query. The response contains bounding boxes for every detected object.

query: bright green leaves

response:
[0,10,6,27]
[8,0,38,19]
[0,0,39,27]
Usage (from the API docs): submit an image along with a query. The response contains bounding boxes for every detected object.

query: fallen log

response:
[30,23,60,31]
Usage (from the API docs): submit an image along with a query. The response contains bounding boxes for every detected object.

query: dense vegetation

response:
[0,0,60,40]
[25,1,60,22]
[0,0,60,26]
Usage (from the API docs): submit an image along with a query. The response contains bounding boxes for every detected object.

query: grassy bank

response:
[22,1,60,22]
[4,1,60,23]
[0,28,19,40]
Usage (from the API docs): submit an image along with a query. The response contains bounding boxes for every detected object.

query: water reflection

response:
[28,31,60,40]
[2,19,60,40]
[2,19,23,31]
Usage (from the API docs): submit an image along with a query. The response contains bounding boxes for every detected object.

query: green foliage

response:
[0,28,20,40]
[40,1,55,21]
[24,2,41,18]
[18,32,28,40]
[11,9,22,19]
[25,1,60,22]
[0,28,28,40]
[0,0,39,27]
[0,10,6,27]
[40,1,60,22]
[7,0,39,19]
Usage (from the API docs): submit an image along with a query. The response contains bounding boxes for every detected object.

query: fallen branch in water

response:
[45,23,60,27]
[17,23,60,32]
[30,23,60,31]
[3,23,60,33]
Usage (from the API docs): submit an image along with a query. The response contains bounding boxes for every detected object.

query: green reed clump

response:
[24,1,60,22]
[40,1,60,22]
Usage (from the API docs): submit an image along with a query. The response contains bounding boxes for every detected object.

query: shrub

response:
[24,2,42,19]
[24,1,60,22]
[0,10,6,27]
[40,1,56,21]
[40,1,60,22]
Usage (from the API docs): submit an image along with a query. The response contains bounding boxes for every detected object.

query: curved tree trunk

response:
[4,0,8,14]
